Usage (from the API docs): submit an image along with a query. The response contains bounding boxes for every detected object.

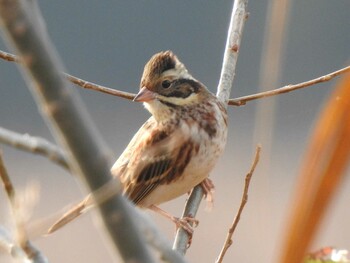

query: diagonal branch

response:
[216,145,261,263]
[0,1,154,262]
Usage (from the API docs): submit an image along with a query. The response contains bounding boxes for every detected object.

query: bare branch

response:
[0,151,15,202]
[0,1,154,262]
[0,127,69,170]
[216,145,261,263]
[172,185,204,254]
[0,49,136,100]
[228,65,350,106]
[216,0,249,104]
[63,72,135,100]
[0,49,19,62]
[2,49,349,108]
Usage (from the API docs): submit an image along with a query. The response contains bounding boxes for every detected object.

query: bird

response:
[48,50,228,235]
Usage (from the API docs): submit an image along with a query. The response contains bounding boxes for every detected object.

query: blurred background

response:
[0,1,349,262]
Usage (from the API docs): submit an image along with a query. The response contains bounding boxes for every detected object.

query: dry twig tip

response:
[216,145,261,263]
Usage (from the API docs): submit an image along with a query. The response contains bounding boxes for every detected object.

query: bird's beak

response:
[133,87,156,102]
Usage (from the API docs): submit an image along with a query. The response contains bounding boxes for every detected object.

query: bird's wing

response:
[111,116,196,206]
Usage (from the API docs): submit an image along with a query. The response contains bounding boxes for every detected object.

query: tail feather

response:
[47,195,93,234]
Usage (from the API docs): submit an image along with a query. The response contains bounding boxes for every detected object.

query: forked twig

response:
[216,145,261,263]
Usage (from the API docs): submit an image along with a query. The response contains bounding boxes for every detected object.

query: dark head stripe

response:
[160,78,202,99]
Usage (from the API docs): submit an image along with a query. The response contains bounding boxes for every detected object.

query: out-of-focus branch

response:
[172,0,249,254]
[0,129,185,263]
[0,1,154,262]
[1,49,349,107]
[0,226,49,263]
[216,145,261,263]
[0,153,49,263]
[0,127,69,170]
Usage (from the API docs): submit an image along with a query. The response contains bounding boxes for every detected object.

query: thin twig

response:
[0,153,49,263]
[2,49,349,107]
[216,145,261,263]
[0,152,15,202]
[0,127,69,170]
[0,49,19,61]
[0,50,135,100]
[63,72,135,100]
[229,65,350,106]
[0,1,154,262]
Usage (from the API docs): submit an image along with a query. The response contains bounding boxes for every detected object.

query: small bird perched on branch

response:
[49,51,228,234]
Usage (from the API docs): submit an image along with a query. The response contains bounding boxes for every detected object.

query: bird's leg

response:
[200,178,215,210]
[149,205,199,235]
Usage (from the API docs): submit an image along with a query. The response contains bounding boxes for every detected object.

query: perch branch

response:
[216,145,261,263]
[172,185,205,254]
[172,0,249,254]
[216,0,248,104]
[0,1,154,262]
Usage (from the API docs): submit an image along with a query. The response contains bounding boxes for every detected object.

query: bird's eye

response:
[161,80,171,89]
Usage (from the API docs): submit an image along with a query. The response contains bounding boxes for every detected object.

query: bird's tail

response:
[47,195,93,234]
[47,178,122,234]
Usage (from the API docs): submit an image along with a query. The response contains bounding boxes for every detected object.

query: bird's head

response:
[134,51,209,121]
